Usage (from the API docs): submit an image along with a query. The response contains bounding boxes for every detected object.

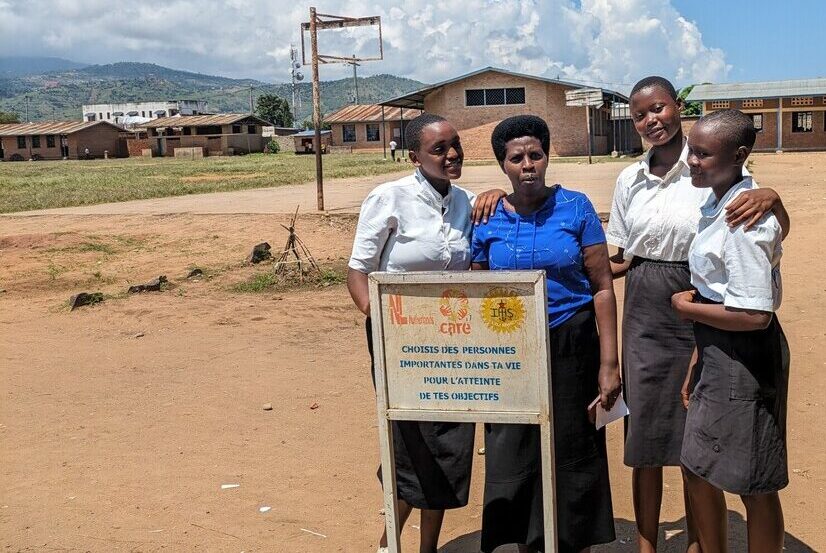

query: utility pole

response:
[301,8,383,211]
[350,55,360,104]
[309,7,324,211]
[249,85,254,114]
[25,95,29,122]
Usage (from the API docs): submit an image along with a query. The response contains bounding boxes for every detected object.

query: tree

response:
[300,117,331,131]
[0,111,19,123]
[256,94,293,127]
[678,85,702,117]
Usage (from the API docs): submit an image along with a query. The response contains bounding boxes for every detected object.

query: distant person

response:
[83,147,90,160]
[389,138,398,161]
[671,110,789,553]
[347,113,504,553]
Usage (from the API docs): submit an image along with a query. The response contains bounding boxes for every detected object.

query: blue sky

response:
[672,0,826,82]
[1,0,824,89]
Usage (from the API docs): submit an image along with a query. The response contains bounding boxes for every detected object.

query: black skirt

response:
[622,258,695,467]
[365,318,475,510]
[681,296,790,496]
[481,306,615,553]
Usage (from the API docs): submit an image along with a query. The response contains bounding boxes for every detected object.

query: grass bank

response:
[0,152,412,213]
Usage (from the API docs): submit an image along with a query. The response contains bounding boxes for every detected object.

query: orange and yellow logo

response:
[439,289,471,335]
[481,287,526,334]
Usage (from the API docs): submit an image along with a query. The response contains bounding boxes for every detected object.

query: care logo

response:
[439,289,471,335]
[481,287,526,334]
[439,289,469,321]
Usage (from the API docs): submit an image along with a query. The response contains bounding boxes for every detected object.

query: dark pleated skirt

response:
[481,306,615,553]
[681,296,790,496]
[365,318,475,510]
[622,258,695,467]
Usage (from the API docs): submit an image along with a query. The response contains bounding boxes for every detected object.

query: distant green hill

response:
[0,60,425,123]
[0,56,88,77]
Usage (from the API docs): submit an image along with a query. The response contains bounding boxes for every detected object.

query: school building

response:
[140,114,270,156]
[0,120,123,160]
[378,67,641,159]
[324,105,423,152]
[686,78,826,152]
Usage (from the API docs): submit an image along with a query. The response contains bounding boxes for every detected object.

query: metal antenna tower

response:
[290,44,304,118]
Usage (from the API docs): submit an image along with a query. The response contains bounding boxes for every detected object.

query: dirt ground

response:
[1,153,824,552]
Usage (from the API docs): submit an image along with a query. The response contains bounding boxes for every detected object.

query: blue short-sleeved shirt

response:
[471,185,606,328]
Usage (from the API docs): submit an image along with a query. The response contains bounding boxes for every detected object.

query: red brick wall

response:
[0,136,63,160]
[127,138,152,157]
[68,126,122,158]
[329,121,403,149]
[422,71,640,159]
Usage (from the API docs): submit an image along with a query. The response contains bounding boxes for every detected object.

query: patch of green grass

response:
[319,268,345,286]
[76,241,116,254]
[46,262,67,280]
[232,266,346,294]
[0,153,411,213]
[232,272,279,293]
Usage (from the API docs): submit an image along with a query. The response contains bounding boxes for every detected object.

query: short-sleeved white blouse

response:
[348,170,476,273]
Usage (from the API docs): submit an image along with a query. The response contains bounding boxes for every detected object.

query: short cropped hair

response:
[696,109,757,150]
[404,113,448,152]
[490,115,550,164]
[630,76,678,101]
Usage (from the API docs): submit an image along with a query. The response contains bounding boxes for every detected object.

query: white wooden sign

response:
[565,87,604,108]
[368,270,557,553]
[262,126,276,137]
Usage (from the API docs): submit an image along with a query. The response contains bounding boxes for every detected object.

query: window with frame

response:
[247,125,257,134]
[710,101,730,109]
[183,127,192,135]
[342,124,356,142]
[106,112,110,119]
[465,87,526,107]
[232,125,242,134]
[99,112,103,120]
[31,135,40,148]
[366,123,380,141]
[750,114,763,131]
[742,99,763,108]
[790,97,813,106]
[792,111,812,132]
[17,136,26,149]
[46,135,56,148]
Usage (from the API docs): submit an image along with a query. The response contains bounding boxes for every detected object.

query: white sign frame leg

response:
[368,271,557,553]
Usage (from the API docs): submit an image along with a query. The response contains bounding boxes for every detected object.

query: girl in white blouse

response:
[607,76,790,553]
[347,113,502,553]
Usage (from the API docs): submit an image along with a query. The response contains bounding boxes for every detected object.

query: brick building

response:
[0,120,123,160]
[324,105,422,152]
[686,78,826,152]
[142,114,270,156]
[379,67,640,159]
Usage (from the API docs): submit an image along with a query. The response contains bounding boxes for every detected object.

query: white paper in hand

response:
[591,393,630,430]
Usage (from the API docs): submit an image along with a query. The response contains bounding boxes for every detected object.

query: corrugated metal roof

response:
[325,105,423,123]
[144,113,269,128]
[292,129,332,137]
[0,120,122,136]
[379,67,629,109]
[685,78,826,101]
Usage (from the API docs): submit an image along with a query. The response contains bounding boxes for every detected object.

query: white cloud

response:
[0,0,730,91]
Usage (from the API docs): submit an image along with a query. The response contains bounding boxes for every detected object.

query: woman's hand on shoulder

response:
[724,188,779,230]
[472,189,506,226]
